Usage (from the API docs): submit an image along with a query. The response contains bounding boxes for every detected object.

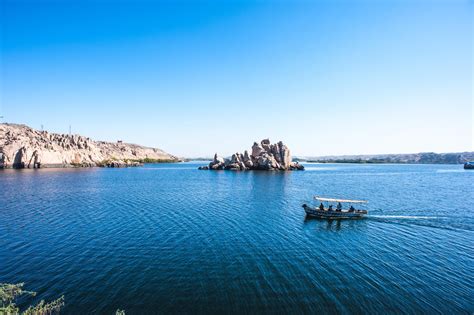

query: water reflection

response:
[304,215,369,232]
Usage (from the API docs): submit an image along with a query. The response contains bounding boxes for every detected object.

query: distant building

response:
[117,140,123,144]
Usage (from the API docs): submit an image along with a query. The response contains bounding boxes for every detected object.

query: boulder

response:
[209,153,226,170]
[280,142,291,168]
[289,162,305,170]
[31,150,42,168]
[214,153,225,164]
[251,142,265,158]
[0,152,5,169]
[261,139,271,153]
[243,150,251,162]
[225,163,241,171]
[13,146,28,168]
[211,163,224,170]
[271,144,282,163]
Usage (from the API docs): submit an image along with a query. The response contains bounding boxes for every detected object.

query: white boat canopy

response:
[314,197,368,203]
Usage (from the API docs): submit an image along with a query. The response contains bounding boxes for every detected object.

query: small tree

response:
[0,283,64,315]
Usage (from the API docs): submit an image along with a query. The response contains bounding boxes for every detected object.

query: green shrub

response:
[0,283,64,315]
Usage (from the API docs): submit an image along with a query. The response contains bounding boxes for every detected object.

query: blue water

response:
[1,163,473,314]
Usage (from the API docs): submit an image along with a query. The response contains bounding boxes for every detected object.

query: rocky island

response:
[199,139,304,171]
[0,123,179,169]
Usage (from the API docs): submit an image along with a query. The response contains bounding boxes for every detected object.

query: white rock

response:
[0,123,179,168]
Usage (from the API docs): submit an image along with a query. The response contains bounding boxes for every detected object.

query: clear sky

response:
[1,0,472,157]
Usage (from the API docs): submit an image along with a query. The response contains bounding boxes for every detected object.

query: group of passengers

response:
[318,202,356,212]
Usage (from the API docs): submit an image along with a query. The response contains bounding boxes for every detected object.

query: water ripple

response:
[1,163,473,314]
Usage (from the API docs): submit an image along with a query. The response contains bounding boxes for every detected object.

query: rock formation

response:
[0,123,179,169]
[198,139,304,171]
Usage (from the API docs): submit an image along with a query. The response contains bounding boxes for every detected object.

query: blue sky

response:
[1,0,472,157]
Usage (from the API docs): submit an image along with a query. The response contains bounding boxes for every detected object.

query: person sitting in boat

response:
[336,202,342,211]
[328,205,333,211]
[349,205,355,212]
[319,203,324,210]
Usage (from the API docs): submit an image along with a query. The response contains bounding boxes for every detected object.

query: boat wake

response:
[367,215,472,232]
[368,215,444,220]
[436,169,465,173]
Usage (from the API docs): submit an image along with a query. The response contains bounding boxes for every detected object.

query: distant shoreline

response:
[295,151,474,165]
[301,160,468,165]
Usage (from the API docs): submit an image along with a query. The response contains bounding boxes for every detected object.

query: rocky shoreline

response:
[199,139,304,171]
[0,123,180,169]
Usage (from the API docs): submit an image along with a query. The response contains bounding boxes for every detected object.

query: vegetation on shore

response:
[96,157,180,167]
[0,283,64,314]
[136,157,180,163]
[306,158,396,164]
[1,283,126,314]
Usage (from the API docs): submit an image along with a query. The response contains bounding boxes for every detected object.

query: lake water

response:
[1,163,473,314]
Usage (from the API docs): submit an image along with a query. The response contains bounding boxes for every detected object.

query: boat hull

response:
[464,163,474,170]
[302,204,367,219]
